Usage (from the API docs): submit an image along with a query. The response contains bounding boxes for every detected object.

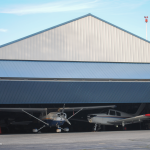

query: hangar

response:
[0,13,150,105]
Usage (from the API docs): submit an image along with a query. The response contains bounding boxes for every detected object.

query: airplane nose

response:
[89,119,92,123]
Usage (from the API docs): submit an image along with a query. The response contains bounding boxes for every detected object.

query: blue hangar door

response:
[0,80,150,104]
[1,60,150,104]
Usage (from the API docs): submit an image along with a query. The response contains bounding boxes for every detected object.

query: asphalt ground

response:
[0,130,150,150]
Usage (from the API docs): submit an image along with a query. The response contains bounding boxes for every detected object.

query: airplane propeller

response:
[60,104,71,125]
[62,104,65,114]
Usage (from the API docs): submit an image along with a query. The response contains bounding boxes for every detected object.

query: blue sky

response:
[0,0,150,45]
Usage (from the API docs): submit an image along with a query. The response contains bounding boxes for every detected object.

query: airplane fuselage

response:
[87,109,132,125]
[40,112,67,127]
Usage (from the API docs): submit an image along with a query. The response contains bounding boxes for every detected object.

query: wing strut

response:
[22,109,49,126]
[68,108,83,120]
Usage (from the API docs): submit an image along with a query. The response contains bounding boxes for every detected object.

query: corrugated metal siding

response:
[0,81,150,104]
[0,14,150,62]
[1,60,150,79]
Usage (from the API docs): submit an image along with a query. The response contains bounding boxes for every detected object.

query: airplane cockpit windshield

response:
[109,110,115,115]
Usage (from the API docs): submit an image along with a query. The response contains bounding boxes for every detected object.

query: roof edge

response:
[1,77,150,82]
[0,13,91,48]
[1,59,150,65]
[90,14,150,43]
[0,13,149,48]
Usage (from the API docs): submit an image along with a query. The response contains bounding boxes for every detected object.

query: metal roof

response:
[0,60,150,79]
[0,81,150,104]
[0,13,149,48]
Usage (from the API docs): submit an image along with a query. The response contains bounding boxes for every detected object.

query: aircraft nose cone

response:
[89,119,92,123]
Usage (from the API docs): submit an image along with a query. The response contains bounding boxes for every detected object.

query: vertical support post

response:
[146,23,147,40]
[144,16,148,40]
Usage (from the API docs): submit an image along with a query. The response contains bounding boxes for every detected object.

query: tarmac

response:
[0,130,150,150]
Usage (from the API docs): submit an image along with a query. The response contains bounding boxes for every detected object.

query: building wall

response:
[0,15,150,62]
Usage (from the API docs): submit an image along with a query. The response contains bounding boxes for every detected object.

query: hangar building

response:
[0,13,150,104]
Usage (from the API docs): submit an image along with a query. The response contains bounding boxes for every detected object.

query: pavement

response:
[0,130,150,149]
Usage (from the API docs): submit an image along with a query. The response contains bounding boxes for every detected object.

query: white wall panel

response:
[0,15,150,62]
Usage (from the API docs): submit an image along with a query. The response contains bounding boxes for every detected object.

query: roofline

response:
[1,77,150,82]
[0,13,91,48]
[90,14,150,44]
[0,13,149,48]
[1,59,150,64]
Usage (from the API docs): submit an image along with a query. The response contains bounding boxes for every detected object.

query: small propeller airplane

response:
[87,104,150,131]
[0,104,115,133]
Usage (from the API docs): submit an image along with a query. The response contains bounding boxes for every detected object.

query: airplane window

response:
[116,112,121,116]
[110,110,115,115]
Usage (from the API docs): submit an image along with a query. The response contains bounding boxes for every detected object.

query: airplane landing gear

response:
[93,124,101,131]
[93,124,97,131]
[122,122,125,127]
[56,126,69,133]
[33,125,46,133]
[63,127,69,132]
[122,122,127,130]
[56,128,61,133]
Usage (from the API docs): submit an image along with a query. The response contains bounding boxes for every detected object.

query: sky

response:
[0,0,150,45]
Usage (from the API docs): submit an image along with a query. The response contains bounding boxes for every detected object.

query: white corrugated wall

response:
[0,15,150,62]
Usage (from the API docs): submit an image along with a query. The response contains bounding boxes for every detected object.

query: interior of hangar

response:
[0,14,150,133]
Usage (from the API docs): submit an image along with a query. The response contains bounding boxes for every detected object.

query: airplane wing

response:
[0,108,47,112]
[10,121,32,125]
[108,114,150,125]
[70,118,89,122]
[0,105,116,113]
[58,105,116,112]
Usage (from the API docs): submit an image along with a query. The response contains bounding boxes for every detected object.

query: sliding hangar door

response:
[0,14,150,105]
[0,61,150,104]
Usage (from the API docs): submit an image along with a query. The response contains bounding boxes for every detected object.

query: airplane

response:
[86,104,150,131]
[0,104,115,133]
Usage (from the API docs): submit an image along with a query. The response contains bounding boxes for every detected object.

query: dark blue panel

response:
[0,81,150,104]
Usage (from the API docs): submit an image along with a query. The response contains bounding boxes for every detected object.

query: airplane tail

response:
[133,103,146,116]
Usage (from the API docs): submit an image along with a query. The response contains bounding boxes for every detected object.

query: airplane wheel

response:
[92,127,96,132]
[64,128,69,132]
[56,128,61,133]
[33,129,38,133]
[92,124,101,132]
